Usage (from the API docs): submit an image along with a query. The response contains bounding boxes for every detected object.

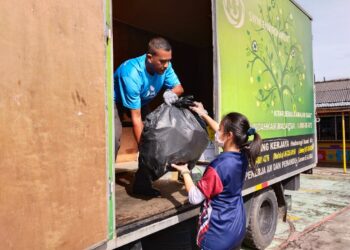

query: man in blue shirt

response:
[114,37,184,196]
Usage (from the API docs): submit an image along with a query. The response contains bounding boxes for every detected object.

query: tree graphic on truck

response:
[246,0,306,121]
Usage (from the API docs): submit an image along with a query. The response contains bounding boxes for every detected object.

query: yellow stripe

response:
[287,214,301,221]
[255,184,263,191]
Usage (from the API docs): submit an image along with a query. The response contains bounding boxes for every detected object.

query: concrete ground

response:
[241,166,350,250]
[262,166,350,250]
[283,205,350,250]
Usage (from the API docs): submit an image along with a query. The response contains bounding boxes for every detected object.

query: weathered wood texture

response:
[117,128,138,163]
[0,1,108,249]
[115,171,190,230]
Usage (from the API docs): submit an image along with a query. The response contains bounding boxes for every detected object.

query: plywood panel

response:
[113,0,212,47]
[0,1,108,249]
[115,171,189,228]
[117,128,138,163]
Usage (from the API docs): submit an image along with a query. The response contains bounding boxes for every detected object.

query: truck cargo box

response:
[0,0,315,249]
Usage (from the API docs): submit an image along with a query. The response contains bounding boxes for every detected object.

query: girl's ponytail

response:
[246,131,262,172]
[222,113,262,172]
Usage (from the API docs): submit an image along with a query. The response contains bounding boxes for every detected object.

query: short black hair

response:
[147,37,172,55]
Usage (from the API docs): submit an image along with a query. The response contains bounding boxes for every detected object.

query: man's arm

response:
[130,109,144,144]
[171,84,184,96]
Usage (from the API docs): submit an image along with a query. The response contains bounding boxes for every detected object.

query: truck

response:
[0,0,315,249]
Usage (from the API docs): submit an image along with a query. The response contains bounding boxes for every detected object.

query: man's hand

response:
[163,89,179,105]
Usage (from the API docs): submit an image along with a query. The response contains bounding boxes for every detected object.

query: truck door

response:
[0,1,113,249]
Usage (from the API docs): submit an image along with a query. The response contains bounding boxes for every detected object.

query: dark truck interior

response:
[113,0,214,117]
[111,0,213,241]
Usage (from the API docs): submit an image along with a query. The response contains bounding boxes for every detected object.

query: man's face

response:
[147,49,172,75]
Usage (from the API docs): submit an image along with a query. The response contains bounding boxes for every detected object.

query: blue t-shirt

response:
[114,54,180,109]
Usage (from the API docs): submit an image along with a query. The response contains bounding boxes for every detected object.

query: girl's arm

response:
[182,172,195,192]
[170,163,194,192]
[190,102,219,132]
[171,164,205,205]
[200,113,219,132]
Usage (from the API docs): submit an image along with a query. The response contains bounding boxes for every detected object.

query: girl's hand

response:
[171,163,189,173]
[172,163,194,193]
[190,102,208,117]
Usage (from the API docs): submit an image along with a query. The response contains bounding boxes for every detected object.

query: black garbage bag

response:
[138,96,209,180]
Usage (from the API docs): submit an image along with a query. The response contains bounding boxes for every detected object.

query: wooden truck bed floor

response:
[115,164,196,236]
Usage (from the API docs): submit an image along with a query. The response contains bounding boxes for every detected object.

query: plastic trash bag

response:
[138,96,209,180]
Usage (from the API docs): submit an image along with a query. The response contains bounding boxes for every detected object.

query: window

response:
[336,116,350,140]
[317,114,350,141]
[318,116,335,140]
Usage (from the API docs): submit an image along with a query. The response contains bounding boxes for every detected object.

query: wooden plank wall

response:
[0,1,108,249]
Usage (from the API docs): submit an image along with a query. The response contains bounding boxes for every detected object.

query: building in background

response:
[316,79,350,167]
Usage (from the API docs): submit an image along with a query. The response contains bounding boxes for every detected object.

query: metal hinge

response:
[105,25,112,43]
[108,180,113,199]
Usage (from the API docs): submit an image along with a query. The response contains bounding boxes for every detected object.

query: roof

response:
[315,79,350,108]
